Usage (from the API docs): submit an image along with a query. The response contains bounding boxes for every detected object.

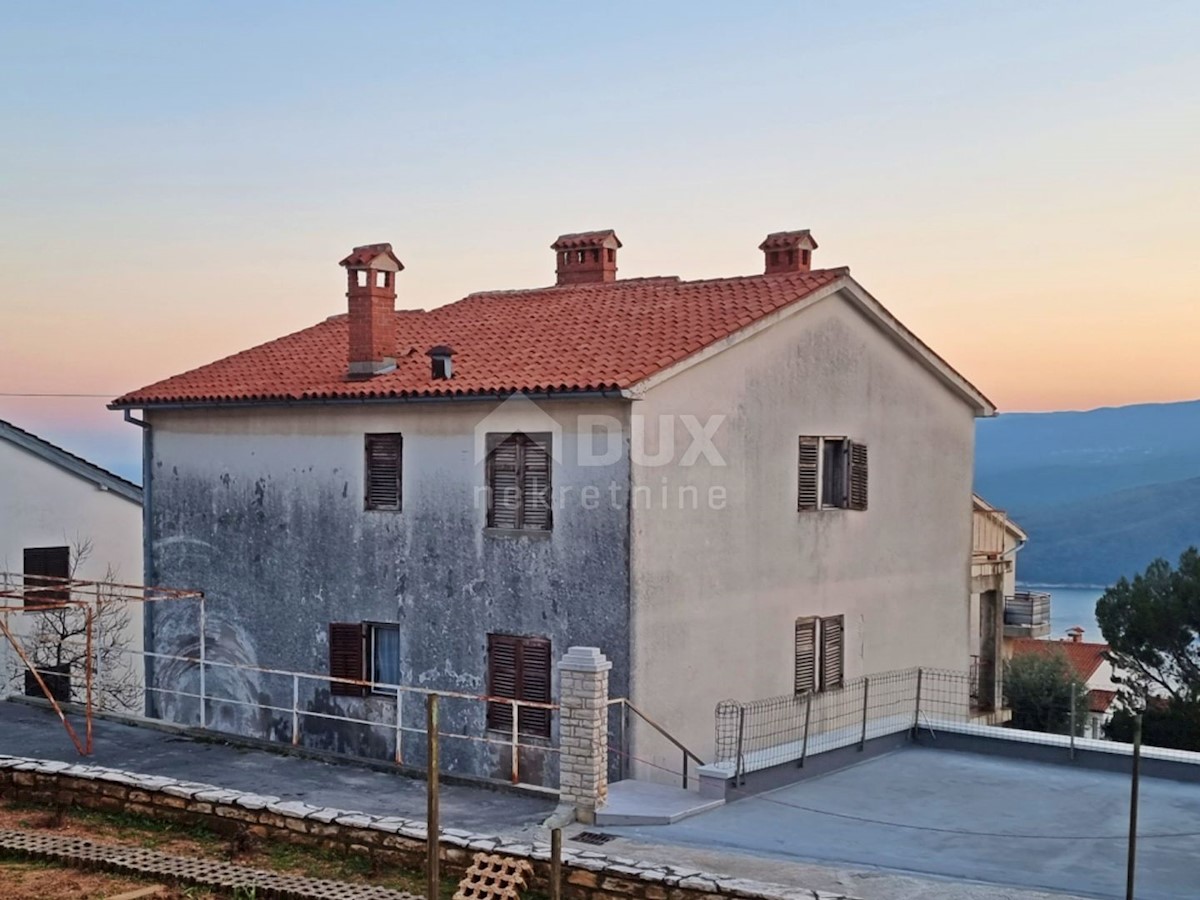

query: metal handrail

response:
[611,697,706,789]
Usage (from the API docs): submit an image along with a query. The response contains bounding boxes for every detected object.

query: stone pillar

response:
[558,646,611,824]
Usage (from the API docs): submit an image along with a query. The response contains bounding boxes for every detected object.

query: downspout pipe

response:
[122,408,155,717]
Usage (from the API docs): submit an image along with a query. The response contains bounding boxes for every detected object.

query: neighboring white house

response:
[111,229,995,781]
[0,419,144,712]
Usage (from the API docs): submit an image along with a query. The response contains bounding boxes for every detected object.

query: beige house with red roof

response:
[111,228,994,782]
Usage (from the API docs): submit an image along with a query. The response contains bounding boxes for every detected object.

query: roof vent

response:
[759,230,817,275]
[551,230,621,285]
[339,243,403,378]
[427,345,454,380]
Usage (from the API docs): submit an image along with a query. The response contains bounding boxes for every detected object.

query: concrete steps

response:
[595,779,724,826]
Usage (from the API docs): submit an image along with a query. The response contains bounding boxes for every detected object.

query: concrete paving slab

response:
[0,701,553,832]
[596,779,724,825]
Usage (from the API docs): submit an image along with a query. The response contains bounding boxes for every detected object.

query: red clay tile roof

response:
[339,243,403,268]
[111,269,848,407]
[551,230,622,250]
[1089,689,1117,714]
[1012,637,1111,684]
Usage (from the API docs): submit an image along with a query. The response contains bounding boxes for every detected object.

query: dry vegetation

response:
[0,798,456,898]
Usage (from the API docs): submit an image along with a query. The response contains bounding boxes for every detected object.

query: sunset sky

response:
[2,2,1198,480]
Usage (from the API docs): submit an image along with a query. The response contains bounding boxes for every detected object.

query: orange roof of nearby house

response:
[111,269,852,407]
[1089,689,1117,714]
[1012,637,1110,683]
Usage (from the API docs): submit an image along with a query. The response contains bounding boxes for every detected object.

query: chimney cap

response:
[758,230,818,252]
[426,345,454,358]
[340,243,404,270]
[551,230,622,251]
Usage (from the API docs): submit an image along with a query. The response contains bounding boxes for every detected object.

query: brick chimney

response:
[759,230,817,275]
[339,243,403,378]
[552,230,621,285]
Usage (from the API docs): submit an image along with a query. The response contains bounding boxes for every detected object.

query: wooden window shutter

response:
[487,633,520,731]
[797,437,820,511]
[821,615,845,691]
[519,638,552,737]
[364,434,402,511]
[849,442,868,511]
[794,617,817,695]
[487,633,552,737]
[24,546,69,607]
[487,437,522,529]
[329,623,366,696]
[487,433,552,531]
[521,438,552,532]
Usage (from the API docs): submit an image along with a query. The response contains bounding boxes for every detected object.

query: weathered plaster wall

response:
[144,399,631,784]
[628,290,978,774]
[0,439,143,704]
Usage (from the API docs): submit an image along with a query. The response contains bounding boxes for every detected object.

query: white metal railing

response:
[6,635,559,791]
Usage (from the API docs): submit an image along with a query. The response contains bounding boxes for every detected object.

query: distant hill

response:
[975,399,1200,586]
[1014,477,1200,586]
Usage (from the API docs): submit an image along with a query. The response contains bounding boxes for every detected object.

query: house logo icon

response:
[472,393,564,466]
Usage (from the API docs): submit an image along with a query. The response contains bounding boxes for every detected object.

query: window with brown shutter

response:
[364,433,402,511]
[794,617,817,695]
[798,437,867,512]
[328,623,367,696]
[24,546,69,607]
[486,433,552,532]
[848,442,868,511]
[820,615,845,691]
[487,633,552,737]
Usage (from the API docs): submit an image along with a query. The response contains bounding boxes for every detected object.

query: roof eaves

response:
[0,419,142,504]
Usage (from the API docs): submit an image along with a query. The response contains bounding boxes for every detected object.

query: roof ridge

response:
[0,418,142,502]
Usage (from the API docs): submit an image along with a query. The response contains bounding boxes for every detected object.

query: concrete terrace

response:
[5,700,1200,900]
[0,701,554,833]
[603,746,1200,900]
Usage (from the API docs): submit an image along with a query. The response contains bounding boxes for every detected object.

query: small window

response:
[24,546,69,607]
[486,433,552,532]
[795,614,845,694]
[798,437,867,511]
[365,433,402,511]
[487,633,552,737]
[368,623,400,695]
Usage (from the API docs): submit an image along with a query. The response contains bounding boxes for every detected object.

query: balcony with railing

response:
[1004,591,1052,639]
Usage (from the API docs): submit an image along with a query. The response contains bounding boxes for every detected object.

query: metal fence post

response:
[291,674,300,747]
[734,705,746,786]
[426,693,440,900]
[912,668,923,739]
[394,693,403,766]
[859,677,870,752]
[198,595,207,729]
[799,693,812,768]
[510,699,520,785]
[1069,683,1077,760]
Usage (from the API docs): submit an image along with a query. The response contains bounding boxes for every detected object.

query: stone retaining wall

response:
[0,755,851,900]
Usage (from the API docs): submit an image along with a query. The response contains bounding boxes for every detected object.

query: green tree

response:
[1004,651,1089,735]
[1095,547,1200,704]
[1096,548,1200,750]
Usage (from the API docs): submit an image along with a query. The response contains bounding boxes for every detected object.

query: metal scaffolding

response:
[0,572,203,756]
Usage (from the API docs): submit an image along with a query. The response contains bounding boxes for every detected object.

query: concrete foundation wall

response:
[629,290,977,774]
[144,399,632,784]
